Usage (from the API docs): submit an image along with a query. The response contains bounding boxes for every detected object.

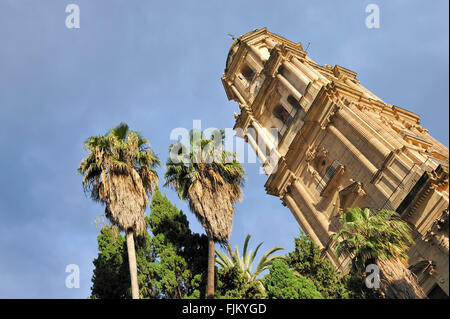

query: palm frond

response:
[215,234,284,283]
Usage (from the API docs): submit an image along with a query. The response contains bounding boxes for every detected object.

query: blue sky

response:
[0,0,448,298]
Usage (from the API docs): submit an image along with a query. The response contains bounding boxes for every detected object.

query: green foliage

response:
[78,122,160,205]
[215,265,265,299]
[333,207,414,273]
[286,231,349,299]
[90,226,131,299]
[215,234,283,298]
[90,224,154,299]
[146,190,208,298]
[343,268,384,299]
[164,129,245,203]
[264,259,323,299]
[215,234,283,284]
[80,122,160,299]
[333,207,415,299]
[164,129,246,297]
[133,228,155,298]
[92,193,399,299]
[90,189,208,299]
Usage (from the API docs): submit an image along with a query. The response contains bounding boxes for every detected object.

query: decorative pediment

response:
[338,180,366,211]
[318,160,345,197]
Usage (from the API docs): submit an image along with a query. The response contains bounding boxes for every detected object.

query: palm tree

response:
[215,234,284,295]
[78,122,159,299]
[164,129,245,298]
[333,207,426,299]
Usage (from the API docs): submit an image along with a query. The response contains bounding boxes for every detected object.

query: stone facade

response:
[221,28,449,298]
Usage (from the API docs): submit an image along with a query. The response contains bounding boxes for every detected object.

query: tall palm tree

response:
[78,122,159,299]
[164,129,245,298]
[333,207,426,299]
[215,234,284,295]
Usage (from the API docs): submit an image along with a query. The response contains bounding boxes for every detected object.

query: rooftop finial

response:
[228,34,236,41]
[305,41,311,52]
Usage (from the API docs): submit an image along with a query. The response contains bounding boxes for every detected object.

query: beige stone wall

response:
[222,28,449,298]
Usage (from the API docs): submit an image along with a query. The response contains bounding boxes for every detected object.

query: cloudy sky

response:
[0,0,448,298]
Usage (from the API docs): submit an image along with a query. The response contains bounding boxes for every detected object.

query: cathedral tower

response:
[222,28,449,298]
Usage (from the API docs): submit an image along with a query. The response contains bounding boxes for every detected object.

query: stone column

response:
[264,37,277,48]
[283,192,324,249]
[245,53,262,72]
[231,85,246,106]
[248,45,264,63]
[234,75,247,97]
[292,58,320,81]
[276,74,302,101]
[357,109,405,151]
[336,108,391,159]
[252,121,274,150]
[282,60,310,94]
[291,180,330,247]
[252,121,282,169]
[246,130,267,164]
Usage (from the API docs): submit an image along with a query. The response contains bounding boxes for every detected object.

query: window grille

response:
[316,160,342,193]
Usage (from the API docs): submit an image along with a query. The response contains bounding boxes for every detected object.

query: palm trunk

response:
[378,258,426,299]
[126,230,140,299]
[206,236,215,299]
